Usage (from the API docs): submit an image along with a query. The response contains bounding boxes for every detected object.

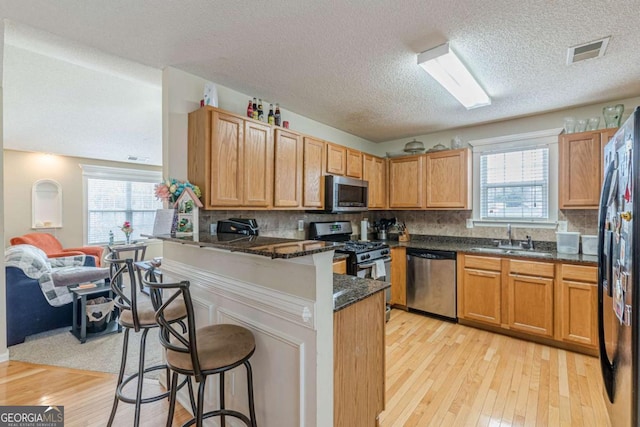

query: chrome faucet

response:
[507,224,513,246]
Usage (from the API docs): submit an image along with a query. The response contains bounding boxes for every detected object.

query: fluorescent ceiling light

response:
[417,42,491,109]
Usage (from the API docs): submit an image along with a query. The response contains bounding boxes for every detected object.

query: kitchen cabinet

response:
[507,259,554,338]
[600,127,618,181]
[388,155,424,209]
[346,148,363,179]
[188,106,273,208]
[332,258,347,274]
[326,142,347,175]
[559,129,617,209]
[458,254,503,326]
[362,154,387,209]
[303,137,326,208]
[334,291,385,427]
[273,128,302,207]
[390,246,406,307]
[556,264,598,350]
[425,148,471,209]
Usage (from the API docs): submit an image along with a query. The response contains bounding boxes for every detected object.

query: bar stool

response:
[143,270,257,427]
[105,254,193,427]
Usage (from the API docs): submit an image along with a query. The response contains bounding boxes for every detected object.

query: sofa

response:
[5,244,110,346]
[10,232,105,266]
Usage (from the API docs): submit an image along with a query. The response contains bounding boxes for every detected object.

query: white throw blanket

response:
[5,244,107,307]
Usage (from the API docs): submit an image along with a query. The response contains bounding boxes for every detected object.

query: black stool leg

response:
[166,371,179,427]
[220,371,226,427]
[107,327,130,427]
[187,376,197,415]
[197,378,208,427]
[134,328,149,427]
[245,361,257,427]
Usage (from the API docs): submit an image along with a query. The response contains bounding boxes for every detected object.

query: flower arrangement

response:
[155,178,202,204]
[121,221,133,244]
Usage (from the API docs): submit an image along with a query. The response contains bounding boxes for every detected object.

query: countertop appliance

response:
[323,175,368,213]
[598,107,640,426]
[217,218,259,235]
[309,220,391,320]
[406,248,457,321]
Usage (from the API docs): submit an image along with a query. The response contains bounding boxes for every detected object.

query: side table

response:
[70,283,120,343]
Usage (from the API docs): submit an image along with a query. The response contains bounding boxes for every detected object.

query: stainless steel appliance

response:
[309,221,391,319]
[323,175,368,213]
[598,107,640,426]
[406,248,457,321]
[217,218,259,235]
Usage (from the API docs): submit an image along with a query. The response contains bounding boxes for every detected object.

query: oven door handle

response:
[357,256,392,269]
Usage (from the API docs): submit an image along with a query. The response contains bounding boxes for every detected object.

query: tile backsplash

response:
[199,209,598,242]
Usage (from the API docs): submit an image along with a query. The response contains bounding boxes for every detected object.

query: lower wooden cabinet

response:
[332,259,347,274]
[390,247,406,306]
[334,291,385,426]
[507,260,554,338]
[556,264,598,349]
[458,255,502,326]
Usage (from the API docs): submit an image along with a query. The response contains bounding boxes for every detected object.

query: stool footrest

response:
[116,364,189,405]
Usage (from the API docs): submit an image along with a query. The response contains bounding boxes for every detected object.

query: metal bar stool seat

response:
[143,270,257,427]
[105,254,194,427]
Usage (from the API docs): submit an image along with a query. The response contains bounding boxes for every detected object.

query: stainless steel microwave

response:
[324,175,368,213]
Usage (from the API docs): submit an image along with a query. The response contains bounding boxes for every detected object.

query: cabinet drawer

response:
[509,259,554,278]
[463,255,501,271]
[561,264,597,283]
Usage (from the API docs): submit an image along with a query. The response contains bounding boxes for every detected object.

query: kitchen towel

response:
[371,259,386,280]
[357,269,368,278]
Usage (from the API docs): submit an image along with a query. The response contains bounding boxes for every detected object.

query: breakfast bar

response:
[154,233,389,427]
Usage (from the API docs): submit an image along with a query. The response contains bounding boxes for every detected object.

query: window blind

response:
[479,147,549,221]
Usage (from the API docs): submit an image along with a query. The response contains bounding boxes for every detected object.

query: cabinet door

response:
[600,128,618,183]
[326,143,347,175]
[363,154,387,209]
[303,137,326,208]
[390,247,406,306]
[507,274,554,337]
[273,129,302,207]
[557,264,598,348]
[389,155,424,208]
[243,121,273,207]
[425,149,471,209]
[460,268,502,325]
[333,259,347,274]
[346,148,363,179]
[210,111,244,206]
[559,131,601,208]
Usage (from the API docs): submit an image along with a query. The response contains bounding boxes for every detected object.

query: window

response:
[480,148,549,220]
[81,165,162,244]
[469,128,561,226]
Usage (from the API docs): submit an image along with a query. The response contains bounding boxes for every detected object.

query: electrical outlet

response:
[298,219,304,231]
[210,223,217,234]
[466,219,474,229]
[557,221,568,232]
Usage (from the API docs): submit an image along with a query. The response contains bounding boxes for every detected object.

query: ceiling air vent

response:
[567,37,610,65]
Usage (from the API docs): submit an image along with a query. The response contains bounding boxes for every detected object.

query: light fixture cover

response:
[418,42,491,109]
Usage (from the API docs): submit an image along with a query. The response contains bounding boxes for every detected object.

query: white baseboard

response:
[0,349,9,362]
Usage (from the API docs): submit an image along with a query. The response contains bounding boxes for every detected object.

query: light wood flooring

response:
[379,309,611,427]
[0,309,611,426]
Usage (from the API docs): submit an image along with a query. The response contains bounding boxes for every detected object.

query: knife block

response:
[398,230,410,242]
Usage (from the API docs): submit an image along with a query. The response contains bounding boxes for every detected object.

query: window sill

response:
[471,220,558,229]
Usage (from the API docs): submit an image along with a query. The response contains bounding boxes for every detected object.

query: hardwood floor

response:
[0,361,192,426]
[379,309,611,427]
[0,309,612,426]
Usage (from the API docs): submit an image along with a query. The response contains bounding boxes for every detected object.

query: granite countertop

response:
[153,233,342,259]
[380,235,598,265]
[333,273,390,312]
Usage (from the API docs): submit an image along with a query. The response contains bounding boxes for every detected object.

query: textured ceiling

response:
[2,0,640,163]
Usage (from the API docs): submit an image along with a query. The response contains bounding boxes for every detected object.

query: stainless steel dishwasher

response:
[406,248,457,321]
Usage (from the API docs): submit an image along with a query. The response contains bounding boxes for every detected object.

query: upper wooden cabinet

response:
[273,129,303,208]
[425,148,471,209]
[362,154,387,209]
[326,143,347,175]
[559,129,617,209]
[388,155,424,208]
[188,107,273,209]
[346,148,363,179]
[303,137,326,209]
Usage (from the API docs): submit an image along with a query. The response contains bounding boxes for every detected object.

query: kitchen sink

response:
[469,247,553,258]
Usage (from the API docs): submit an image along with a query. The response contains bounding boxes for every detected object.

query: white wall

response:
[0,21,8,360]
[376,96,640,156]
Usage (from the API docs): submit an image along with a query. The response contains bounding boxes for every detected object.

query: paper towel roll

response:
[360,219,368,241]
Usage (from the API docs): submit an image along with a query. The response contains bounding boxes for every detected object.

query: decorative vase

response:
[603,104,624,128]
[125,233,131,245]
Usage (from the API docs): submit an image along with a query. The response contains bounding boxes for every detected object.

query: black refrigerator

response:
[598,106,640,427]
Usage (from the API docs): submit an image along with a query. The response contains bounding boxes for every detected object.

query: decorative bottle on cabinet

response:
[247,99,253,118]
[274,103,281,126]
[258,99,264,121]
[268,104,275,125]
[252,98,258,120]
